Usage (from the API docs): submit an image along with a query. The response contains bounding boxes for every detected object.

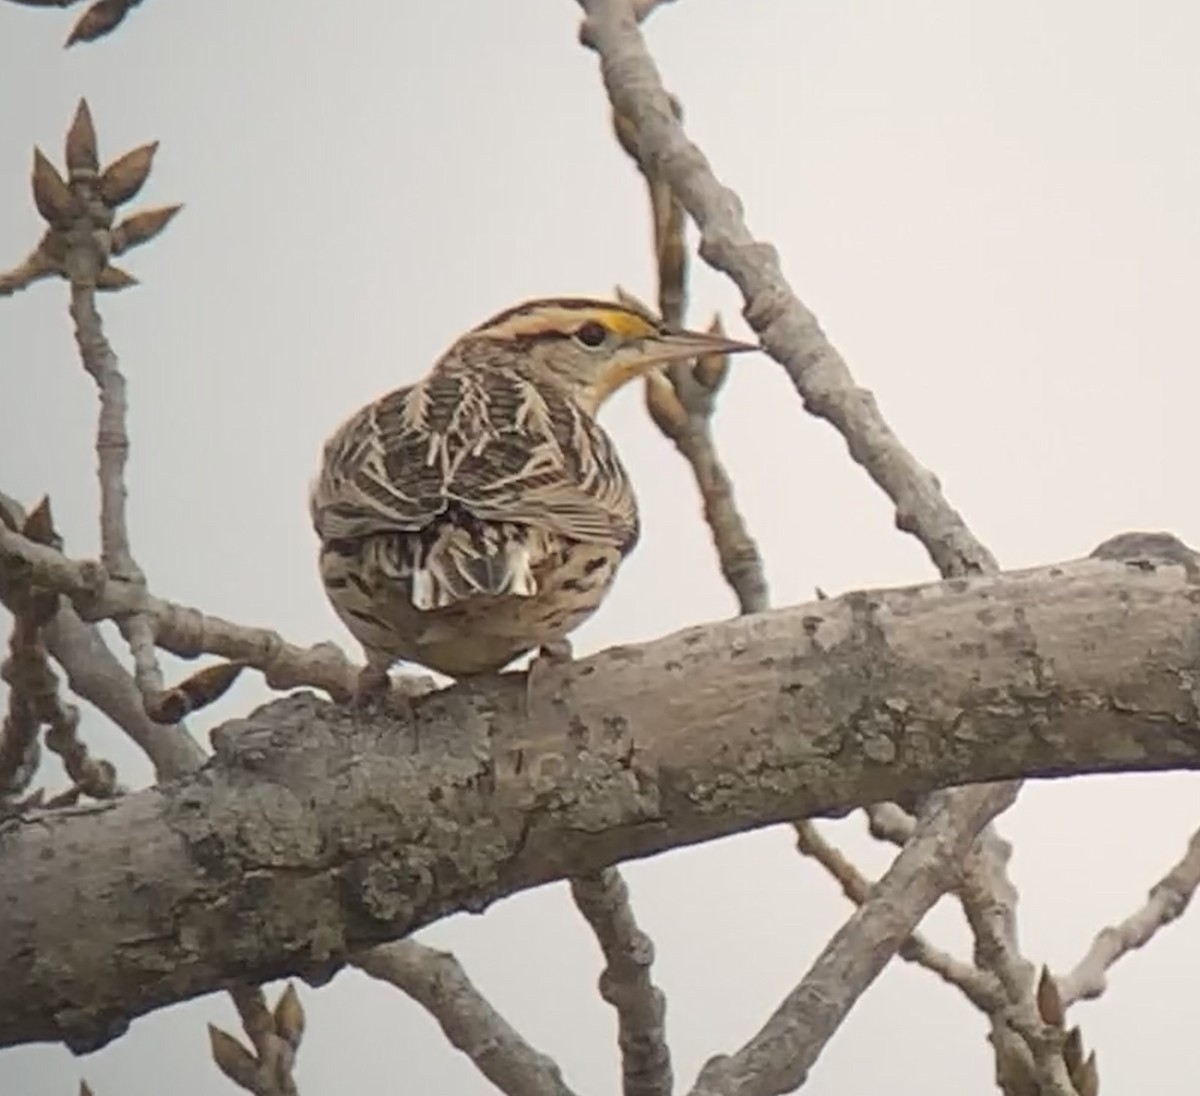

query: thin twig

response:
[798,820,1080,1095]
[793,821,1003,1014]
[556,93,768,1096]
[578,3,1035,1087]
[1059,823,1200,1006]
[0,496,119,801]
[0,520,364,702]
[6,103,306,1096]
[614,103,768,615]
[690,784,1017,1096]
[580,1,994,578]
[0,615,45,800]
[1,486,205,778]
[353,942,579,1096]
[61,104,164,706]
[570,870,672,1096]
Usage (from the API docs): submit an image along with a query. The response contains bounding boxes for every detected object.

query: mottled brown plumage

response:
[310,296,755,691]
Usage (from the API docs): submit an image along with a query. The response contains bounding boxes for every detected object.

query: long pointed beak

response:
[636,328,759,369]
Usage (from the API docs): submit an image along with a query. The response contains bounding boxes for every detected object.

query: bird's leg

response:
[353,664,392,707]
[524,638,573,722]
[352,654,416,726]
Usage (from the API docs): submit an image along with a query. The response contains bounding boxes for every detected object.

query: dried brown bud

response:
[1062,1026,1085,1074]
[1036,966,1065,1026]
[79,1082,95,1096]
[94,265,139,292]
[111,204,182,255]
[100,142,158,207]
[208,1024,259,1089]
[693,314,730,393]
[68,0,134,47]
[31,148,74,228]
[65,99,99,175]
[273,983,305,1050]
[1073,1049,1099,1096]
[146,661,246,725]
[22,496,60,548]
[644,369,688,439]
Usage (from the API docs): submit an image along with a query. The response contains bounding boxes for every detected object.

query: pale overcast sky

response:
[2,1,1199,1093]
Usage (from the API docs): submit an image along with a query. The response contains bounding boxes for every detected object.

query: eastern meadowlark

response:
[310,296,756,699]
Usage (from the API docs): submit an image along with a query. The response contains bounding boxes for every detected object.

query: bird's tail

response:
[357,513,546,611]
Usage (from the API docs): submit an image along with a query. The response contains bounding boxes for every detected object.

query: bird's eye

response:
[574,321,608,348]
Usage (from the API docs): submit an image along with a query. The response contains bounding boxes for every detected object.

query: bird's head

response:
[457,297,758,414]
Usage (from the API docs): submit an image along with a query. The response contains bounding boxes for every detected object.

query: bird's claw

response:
[525,639,573,721]
[352,666,416,723]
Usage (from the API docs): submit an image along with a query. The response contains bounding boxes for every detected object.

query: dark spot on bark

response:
[606,645,644,663]
[583,556,608,575]
[602,714,629,741]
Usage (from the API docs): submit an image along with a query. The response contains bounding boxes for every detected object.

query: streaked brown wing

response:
[311,367,638,551]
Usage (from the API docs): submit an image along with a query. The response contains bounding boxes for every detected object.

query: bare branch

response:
[0,488,206,778]
[61,112,163,709]
[691,784,1016,1096]
[0,519,368,702]
[3,551,1200,1049]
[579,6,1043,1086]
[0,497,120,801]
[793,821,1003,1014]
[1059,824,1200,1006]
[612,100,768,615]
[571,870,671,1096]
[354,942,579,1096]
[866,759,1090,1092]
[580,0,993,579]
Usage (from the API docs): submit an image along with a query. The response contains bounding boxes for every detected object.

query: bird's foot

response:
[525,639,573,721]
[352,665,416,723]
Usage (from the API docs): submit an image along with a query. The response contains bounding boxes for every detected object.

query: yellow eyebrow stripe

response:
[474,305,658,342]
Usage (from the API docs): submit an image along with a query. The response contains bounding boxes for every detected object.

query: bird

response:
[309,295,757,703]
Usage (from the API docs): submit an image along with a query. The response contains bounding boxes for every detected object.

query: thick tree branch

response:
[353,942,579,1096]
[2,552,1199,1051]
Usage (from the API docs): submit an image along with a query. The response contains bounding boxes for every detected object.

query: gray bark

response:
[3,551,1199,1053]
